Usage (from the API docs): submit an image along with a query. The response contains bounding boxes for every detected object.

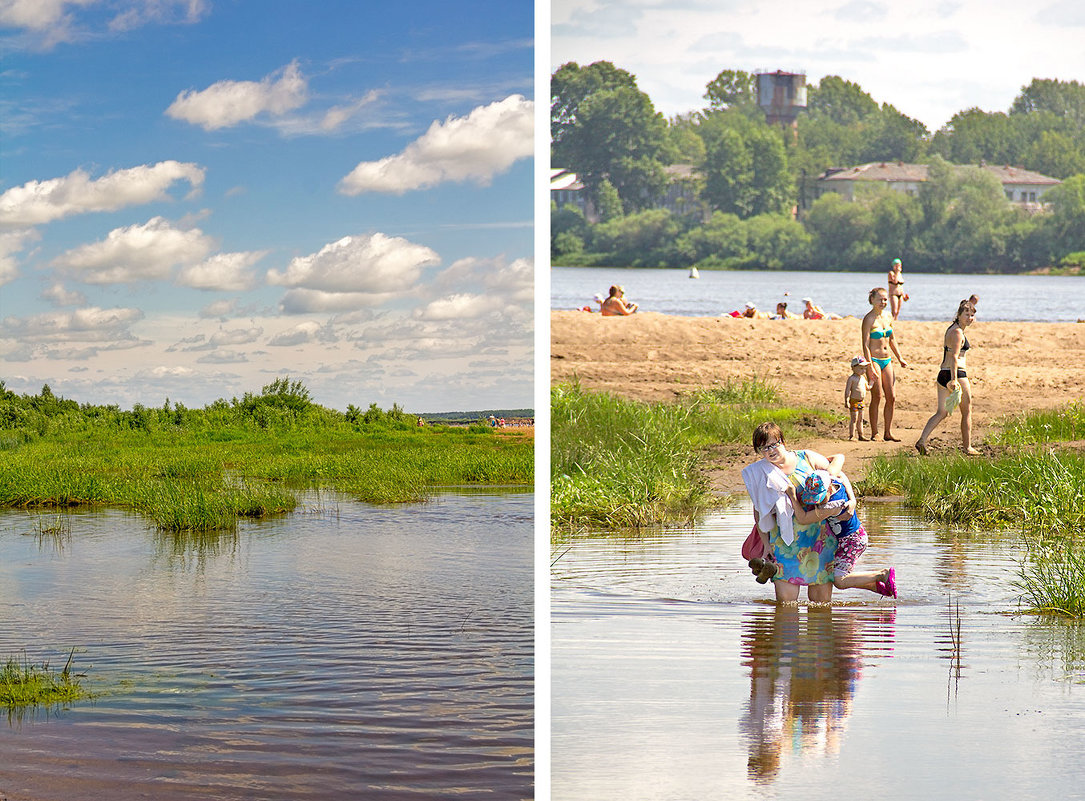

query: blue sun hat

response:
[801,472,831,506]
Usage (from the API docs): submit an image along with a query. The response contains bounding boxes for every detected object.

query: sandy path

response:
[551,311,1085,494]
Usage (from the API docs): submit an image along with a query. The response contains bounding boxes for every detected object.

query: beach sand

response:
[551,310,1085,494]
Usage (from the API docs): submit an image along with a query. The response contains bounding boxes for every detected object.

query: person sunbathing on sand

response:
[802,297,842,320]
[600,285,638,316]
[773,302,801,319]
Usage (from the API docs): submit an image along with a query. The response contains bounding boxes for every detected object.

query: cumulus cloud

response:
[279,288,394,314]
[52,216,215,284]
[182,326,263,351]
[267,320,333,347]
[165,61,308,130]
[337,94,533,195]
[0,228,39,286]
[414,293,494,321]
[267,233,440,305]
[196,349,249,364]
[41,282,87,307]
[177,250,267,291]
[1,305,144,343]
[199,299,241,319]
[0,161,205,227]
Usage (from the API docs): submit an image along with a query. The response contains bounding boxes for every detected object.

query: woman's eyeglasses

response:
[760,441,782,454]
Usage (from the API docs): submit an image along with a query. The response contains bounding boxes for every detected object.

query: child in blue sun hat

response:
[787,469,896,598]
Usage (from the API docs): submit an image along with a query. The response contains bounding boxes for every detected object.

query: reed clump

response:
[551,380,825,535]
[1,649,89,708]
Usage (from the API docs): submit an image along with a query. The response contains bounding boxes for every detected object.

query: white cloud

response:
[40,282,87,307]
[267,320,330,347]
[0,228,38,286]
[52,216,215,284]
[0,161,205,227]
[1,305,144,343]
[415,293,494,321]
[177,250,266,291]
[267,232,440,294]
[109,0,208,31]
[199,299,240,319]
[165,61,308,130]
[337,94,534,195]
[196,349,249,364]
[0,0,94,40]
[279,288,394,314]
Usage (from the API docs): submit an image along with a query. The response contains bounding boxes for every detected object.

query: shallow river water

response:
[0,490,532,801]
[552,499,1085,800]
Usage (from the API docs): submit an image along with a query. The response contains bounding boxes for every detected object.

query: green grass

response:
[0,426,532,530]
[551,380,826,535]
[1,650,90,708]
[863,401,1085,616]
[1015,534,1085,617]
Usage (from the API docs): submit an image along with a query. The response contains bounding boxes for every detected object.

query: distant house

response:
[814,161,1061,211]
[550,164,708,222]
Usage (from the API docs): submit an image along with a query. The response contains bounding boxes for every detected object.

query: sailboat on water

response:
[689,266,699,279]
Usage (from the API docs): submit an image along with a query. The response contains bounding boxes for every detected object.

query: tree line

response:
[552,62,1085,273]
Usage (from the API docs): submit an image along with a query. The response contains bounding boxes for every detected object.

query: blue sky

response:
[1,0,534,413]
[552,0,1085,134]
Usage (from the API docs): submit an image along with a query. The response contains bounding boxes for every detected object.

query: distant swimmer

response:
[887,258,906,320]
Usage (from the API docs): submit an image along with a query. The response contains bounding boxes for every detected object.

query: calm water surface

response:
[552,266,1085,322]
[0,490,532,801]
[552,500,1085,801]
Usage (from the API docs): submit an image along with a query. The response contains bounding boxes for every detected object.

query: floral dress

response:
[769,451,837,586]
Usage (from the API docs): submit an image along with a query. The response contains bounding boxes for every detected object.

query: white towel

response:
[741,460,795,545]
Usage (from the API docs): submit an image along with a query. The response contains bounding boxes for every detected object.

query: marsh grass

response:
[864,401,1085,616]
[991,401,1085,447]
[0,426,531,530]
[551,381,824,534]
[1014,532,1085,617]
[1,649,89,708]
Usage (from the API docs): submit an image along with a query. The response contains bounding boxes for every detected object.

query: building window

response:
[1005,190,1014,201]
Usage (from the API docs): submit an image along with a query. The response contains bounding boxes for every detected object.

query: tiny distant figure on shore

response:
[801,297,842,320]
[742,301,771,319]
[792,471,897,597]
[600,285,638,316]
[915,299,980,456]
[773,302,801,320]
[844,356,874,441]
[887,258,906,319]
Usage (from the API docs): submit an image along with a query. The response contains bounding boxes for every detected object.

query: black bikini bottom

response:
[937,368,967,387]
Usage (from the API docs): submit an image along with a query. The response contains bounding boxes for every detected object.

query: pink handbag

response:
[741,524,765,561]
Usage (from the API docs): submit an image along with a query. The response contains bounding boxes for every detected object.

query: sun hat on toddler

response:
[800,471,831,505]
[851,356,867,366]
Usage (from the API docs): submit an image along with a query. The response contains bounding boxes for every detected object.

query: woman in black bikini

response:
[887,258,905,320]
[915,299,979,455]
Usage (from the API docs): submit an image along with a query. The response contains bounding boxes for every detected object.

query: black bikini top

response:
[944,324,970,355]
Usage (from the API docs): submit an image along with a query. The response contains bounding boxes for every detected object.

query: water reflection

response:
[740,605,896,785]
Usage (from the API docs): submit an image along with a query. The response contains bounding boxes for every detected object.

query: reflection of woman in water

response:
[740,606,896,784]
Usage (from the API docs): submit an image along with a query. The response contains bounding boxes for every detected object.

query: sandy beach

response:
[551,310,1085,493]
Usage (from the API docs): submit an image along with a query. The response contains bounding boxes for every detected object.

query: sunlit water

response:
[552,500,1085,800]
[0,491,533,801]
[551,266,1085,322]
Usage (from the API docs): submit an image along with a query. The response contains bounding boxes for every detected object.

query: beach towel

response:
[945,385,962,414]
[741,460,795,545]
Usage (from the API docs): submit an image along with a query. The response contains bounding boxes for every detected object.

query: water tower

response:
[756,70,806,138]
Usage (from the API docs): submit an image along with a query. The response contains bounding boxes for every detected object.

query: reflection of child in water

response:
[788,470,896,596]
[844,356,874,440]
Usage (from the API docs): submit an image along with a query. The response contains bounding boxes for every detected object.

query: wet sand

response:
[551,310,1085,492]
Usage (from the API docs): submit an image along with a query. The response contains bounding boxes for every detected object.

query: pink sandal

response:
[876,568,897,598]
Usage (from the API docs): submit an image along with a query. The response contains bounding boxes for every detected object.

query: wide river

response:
[552,499,1085,800]
[1,490,532,801]
[551,266,1085,322]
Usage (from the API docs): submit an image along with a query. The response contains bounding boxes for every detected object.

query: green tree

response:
[806,76,878,125]
[675,211,748,267]
[699,111,792,217]
[704,69,758,113]
[744,214,812,270]
[1042,173,1085,255]
[1025,131,1085,179]
[551,62,668,212]
[803,192,876,269]
[589,208,682,267]
[551,61,638,149]
[1011,78,1085,128]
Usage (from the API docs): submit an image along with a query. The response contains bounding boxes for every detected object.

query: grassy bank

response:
[551,380,827,536]
[0,379,532,530]
[862,402,1085,616]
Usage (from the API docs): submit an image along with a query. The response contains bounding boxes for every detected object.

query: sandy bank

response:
[551,310,1085,493]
